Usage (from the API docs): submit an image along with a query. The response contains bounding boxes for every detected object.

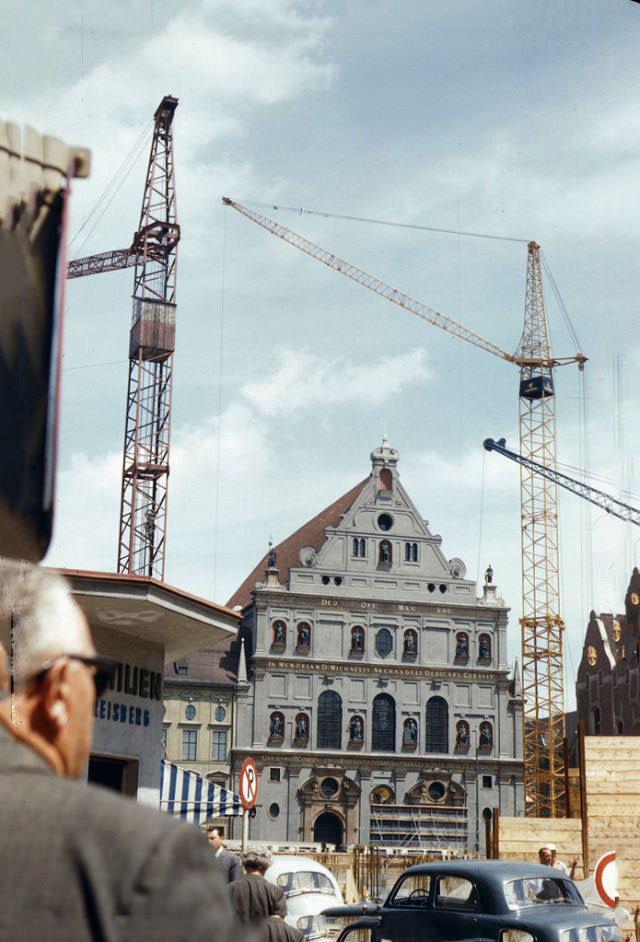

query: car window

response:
[504,878,580,909]
[434,876,479,911]
[389,874,432,907]
[275,871,335,895]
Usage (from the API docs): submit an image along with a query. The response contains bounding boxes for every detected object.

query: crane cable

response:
[68,118,153,259]
[238,199,529,245]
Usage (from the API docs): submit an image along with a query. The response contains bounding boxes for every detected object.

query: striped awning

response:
[160,759,242,822]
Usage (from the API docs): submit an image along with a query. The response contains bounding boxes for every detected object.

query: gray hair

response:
[242,847,273,871]
[0,559,80,687]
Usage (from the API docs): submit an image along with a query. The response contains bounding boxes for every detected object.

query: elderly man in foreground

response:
[0,560,241,942]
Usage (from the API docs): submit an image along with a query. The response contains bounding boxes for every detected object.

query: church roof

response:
[164,635,239,686]
[226,477,370,610]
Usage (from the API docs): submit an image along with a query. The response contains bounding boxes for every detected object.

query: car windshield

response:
[275,871,336,896]
[504,877,581,909]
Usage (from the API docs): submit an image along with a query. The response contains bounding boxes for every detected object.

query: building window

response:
[455,632,469,658]
[352,537,366,557]
[375,628,393,658]
[320,777,340,799]
[349,715,364,743]
[161,726,168,752]
[479,721,493,748]
[294,712,309,740]
[378,540,392,566]
[478,633,492,660]
[455,720,470,747]
[317,690,342,749]
[426,696,449,753]
[482,775,492,789]
[379,468,392,492]
[351,625,365,652]
[403,717,418,746]
[428,781,446,802]
[215,705,226,722]
[272,620,286,647]
[269,767,281,783]
[592,707,601,735]
[296,622,311,649]
[403,629,417,656]
[269,711,285,740]
[181,729,197,761]
[404,542,418,562]
[269,802,280,819]
[174,662,188,675]
[372,693,396,751]
[618,720,624,735]
[211,730,227,761]
[185,704,196,720]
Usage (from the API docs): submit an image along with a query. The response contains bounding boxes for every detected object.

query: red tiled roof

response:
[226,477,370,610]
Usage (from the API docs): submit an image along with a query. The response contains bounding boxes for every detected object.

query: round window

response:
[320,777,339,798]
[428,781,446,802]
[375,628,393,658]
[377,513,394,531]
[269,802,280,819]
[185,704,196,720]
[215,705,226,722]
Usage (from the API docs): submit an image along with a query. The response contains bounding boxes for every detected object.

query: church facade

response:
[229,439,524,852]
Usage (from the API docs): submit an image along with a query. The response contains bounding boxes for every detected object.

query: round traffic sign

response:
[240,757,258,810]
[594,851,617,909]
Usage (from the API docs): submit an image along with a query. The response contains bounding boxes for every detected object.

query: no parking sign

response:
[239,758,258,810]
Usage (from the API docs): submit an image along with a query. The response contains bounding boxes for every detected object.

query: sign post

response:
[239,757,258,853]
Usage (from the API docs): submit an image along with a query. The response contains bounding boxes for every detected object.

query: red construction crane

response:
[67,95,179,580]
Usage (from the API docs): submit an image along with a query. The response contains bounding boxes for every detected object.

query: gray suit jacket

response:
[0,720,242,942]
[216,846,244,882]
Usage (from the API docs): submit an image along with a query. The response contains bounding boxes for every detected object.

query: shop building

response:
[56,569,239,806]
[228,439,524,852]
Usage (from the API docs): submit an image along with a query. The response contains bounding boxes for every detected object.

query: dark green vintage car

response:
[323,861,620,942]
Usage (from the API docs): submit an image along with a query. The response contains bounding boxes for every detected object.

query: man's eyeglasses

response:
[32,654,119,700]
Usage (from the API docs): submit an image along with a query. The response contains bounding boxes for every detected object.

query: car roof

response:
[266,856,337,876]
[401,860,564,881]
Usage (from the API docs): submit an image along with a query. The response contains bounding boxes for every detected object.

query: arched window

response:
[426,696,449,753]
[351,625,365,652]
[349,715,364,742]
[402,717,418,746]
[456,720,470,747]
[372,693,396,751]
[272,621,286,647]
[379,540,392,566]
[404,542,418,562]
[375,628,393,658]
[478,633,492,660]
[479,721,493,748]
[379,468,392,492]
[269,711,284,740]
[403,629,418,656]
[455,632,469,658]
[294,712,309,740]
[317,691,342,749]
[296,622,311,649]
[352,537,366,558]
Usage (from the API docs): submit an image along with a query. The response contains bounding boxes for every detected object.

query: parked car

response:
[322,860,621,942]
[266,855,344,942]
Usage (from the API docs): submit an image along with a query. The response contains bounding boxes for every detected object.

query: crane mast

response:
[66,96,180,580]
[223,197,586,817]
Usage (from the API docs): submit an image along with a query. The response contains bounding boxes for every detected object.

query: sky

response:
[3,0,640,708]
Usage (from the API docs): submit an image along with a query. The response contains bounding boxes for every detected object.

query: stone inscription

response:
[319,598,452,616]
[261,657,497,683]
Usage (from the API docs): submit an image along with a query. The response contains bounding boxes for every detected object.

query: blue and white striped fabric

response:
[160,759,242,823]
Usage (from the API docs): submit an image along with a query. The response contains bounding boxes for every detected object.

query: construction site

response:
[2,3,640,939]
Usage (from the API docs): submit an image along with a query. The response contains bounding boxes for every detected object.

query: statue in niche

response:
[273,622,285,645]
[297,624,310,647]
[479,636,491,659]
[295,714,308,739]
[404,632,416,655]
[403,718,418,745]
[270,713,284,738]
[456,722,469,746]
[380,541,391,564]
[456,634,469,657]
[352,627,364,651]
[479,723,492,747]
[350,715,363,742]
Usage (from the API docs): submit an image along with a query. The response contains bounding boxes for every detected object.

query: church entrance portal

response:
[313,812,343,847]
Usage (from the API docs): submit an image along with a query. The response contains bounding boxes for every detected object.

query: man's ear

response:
[39,662,71,730]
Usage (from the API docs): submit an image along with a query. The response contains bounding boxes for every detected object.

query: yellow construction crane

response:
[223,196,587,816]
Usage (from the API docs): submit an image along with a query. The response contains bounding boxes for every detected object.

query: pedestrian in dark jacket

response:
[230,849,287,924]
[206,822,243,881]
